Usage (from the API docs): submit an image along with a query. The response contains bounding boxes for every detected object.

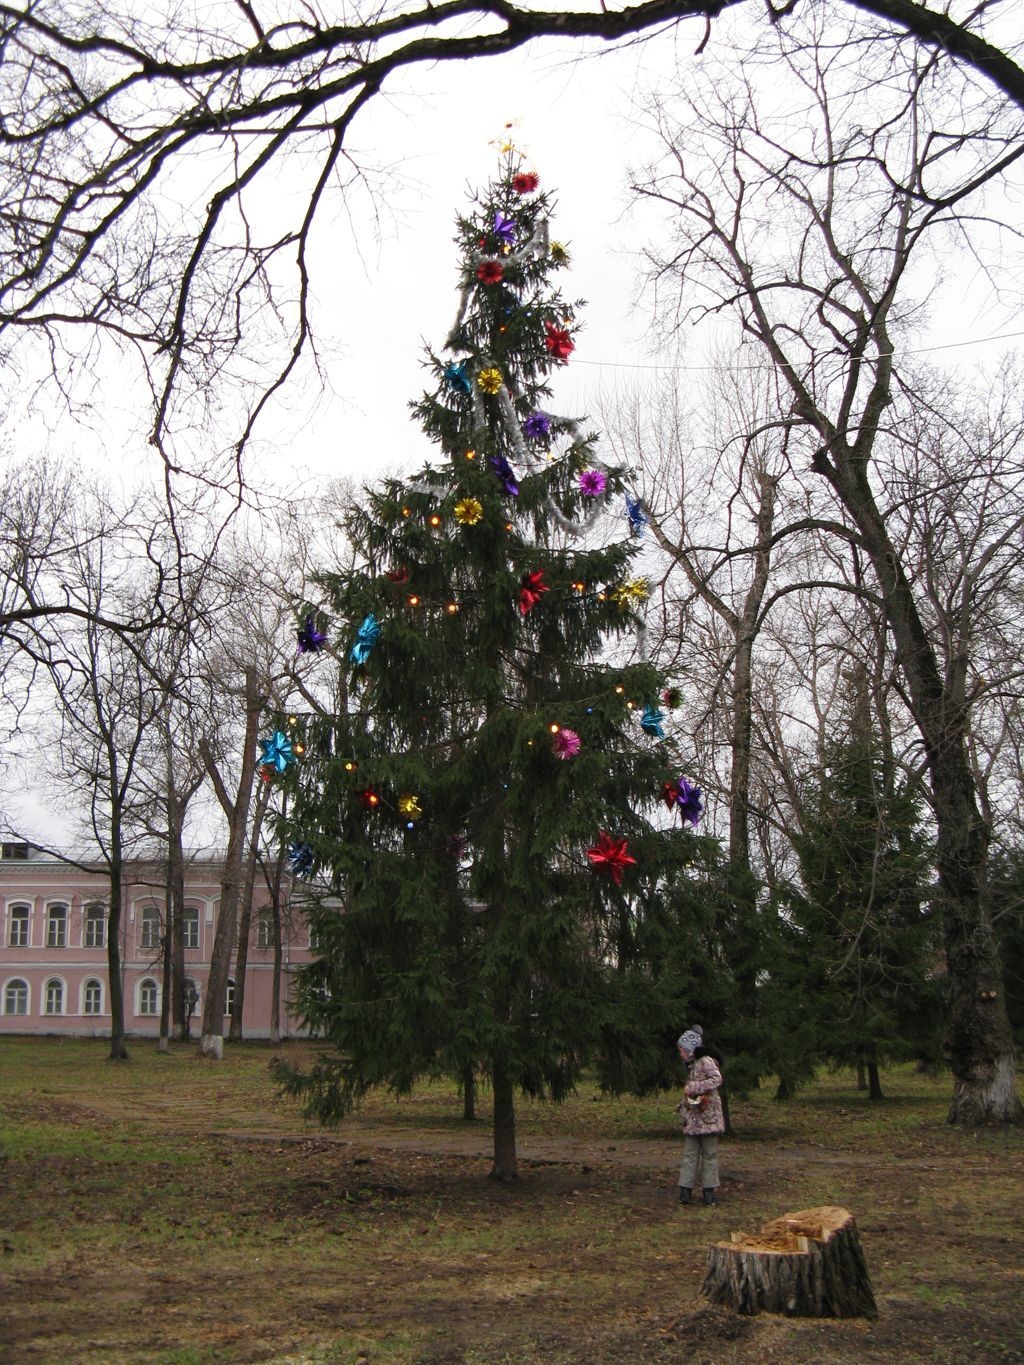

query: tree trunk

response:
[728,472,778,868]
[489,1058,517,1181]
[930,744,1020,1124]
[106,836,129,1062]
[199,666,263,1060]
[855,1061,866,1091]
[462,1065,477,1121]
[866,1061,883,1100]
[268,855,286,1044]
[158,888,171,1054]
[229,786,268,1042]
[167,777,188,1042]
[702,1206,877,1319]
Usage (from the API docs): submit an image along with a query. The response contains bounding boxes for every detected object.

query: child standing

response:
[676,1027,724,1206]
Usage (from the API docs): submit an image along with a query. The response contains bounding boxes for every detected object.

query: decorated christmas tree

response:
[277,154,706,1180]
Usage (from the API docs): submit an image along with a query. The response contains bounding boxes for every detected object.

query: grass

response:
[0,1037,1022,1363]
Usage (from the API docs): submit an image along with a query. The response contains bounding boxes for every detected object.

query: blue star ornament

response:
[349,614,381,666]
[626,495,647,537]
[443,361,472,394]
[287,842,315,877]
[258,730,296,774]
[641,704,665,739]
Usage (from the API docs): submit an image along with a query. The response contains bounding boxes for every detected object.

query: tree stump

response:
[701,1205,877,1319]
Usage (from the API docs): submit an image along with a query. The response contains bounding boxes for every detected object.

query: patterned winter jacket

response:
[678,1049,724,1136]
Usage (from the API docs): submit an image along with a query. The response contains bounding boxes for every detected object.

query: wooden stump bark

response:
[701,1205,877,1319]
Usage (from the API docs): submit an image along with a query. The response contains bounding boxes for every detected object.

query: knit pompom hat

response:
[677,1030,702,1054]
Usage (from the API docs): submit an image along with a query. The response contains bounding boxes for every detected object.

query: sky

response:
[239,19,1024,496]
[9,13,1021,495]
[244,32,691,492]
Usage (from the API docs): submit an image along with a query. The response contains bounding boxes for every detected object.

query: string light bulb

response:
[549,724,560,734]
[465,449,476,460]
[429,514,442,527]
[407,595,420,607]
[446,602,459,614]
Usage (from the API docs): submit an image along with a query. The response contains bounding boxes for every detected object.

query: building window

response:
[83,904,106,948]
[83,979,103,1015]
[44,978,64,1015]
[4,979,29,1015]
[255,913,272,949]
[46,904,68,948]
[9,904,30,947]
[140,906,162,950]
[182,907,200,950]
[138,978,159,1015]
[225,978,235,1017]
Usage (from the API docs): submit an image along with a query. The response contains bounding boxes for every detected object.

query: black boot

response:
[678,1186,692,1205]
[702,1188,716,1206]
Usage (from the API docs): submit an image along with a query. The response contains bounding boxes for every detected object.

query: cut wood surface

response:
[702,1205,878,1319]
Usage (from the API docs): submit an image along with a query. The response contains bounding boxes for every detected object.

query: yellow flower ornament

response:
[454,497,484,526]
[477,367,503,395]
[612,577,650,610]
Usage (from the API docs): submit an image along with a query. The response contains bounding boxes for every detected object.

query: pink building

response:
[0,843,316,1038]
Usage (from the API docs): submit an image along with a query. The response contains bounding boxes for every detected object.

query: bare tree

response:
[18,479,168,1058]
[0,1,1019,476]
[0,457,168,703]
[633,17,1023,1121]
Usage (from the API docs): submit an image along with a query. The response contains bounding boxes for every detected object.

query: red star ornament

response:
[586,831,637,886]
[518,569,549,616]
[543,320,575,362]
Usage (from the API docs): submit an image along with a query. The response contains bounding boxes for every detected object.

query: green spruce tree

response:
[783,709,942,1099]
[276,155,709,1180]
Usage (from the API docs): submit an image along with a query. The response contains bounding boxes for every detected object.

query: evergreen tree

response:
[275,156,708,1180]
[782,720,942,1098]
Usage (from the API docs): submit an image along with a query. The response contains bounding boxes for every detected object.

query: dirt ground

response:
[1,1043,1023,1364]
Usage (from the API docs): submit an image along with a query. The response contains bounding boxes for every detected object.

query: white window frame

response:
[82,978,104,1015]
[43,977,66,1016]
[137,978,159,1016]
[83,904,106,948]
[182,907,200,950]
[225,977,235,1017]
[255,912,272,949]
[3,978,29,1015]
[46,903,68,949]
[140,906,162,951]
[8,903,31,948]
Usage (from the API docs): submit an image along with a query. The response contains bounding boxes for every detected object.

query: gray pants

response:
[679,1133,719,1190]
